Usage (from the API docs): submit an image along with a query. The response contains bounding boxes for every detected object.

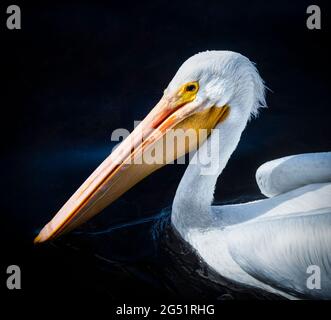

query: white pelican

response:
[35,51,331,299]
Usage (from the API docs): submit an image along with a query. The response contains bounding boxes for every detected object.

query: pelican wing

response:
[208,182,331,298]
[226,207,331,299]
[256,152,331,198]
[214,183,331,226]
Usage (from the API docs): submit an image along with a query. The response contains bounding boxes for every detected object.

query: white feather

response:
[169,51,331,299]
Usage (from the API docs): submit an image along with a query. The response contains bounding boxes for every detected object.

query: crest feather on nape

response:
[248,61,267,120]
[227,52,267,120]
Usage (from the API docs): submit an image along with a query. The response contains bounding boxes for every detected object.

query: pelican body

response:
[35,51,331,299]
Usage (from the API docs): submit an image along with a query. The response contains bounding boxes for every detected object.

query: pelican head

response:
[167,51,265,117]
[35,50,265,243]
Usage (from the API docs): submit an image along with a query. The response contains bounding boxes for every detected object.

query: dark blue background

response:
[1,0,330,308]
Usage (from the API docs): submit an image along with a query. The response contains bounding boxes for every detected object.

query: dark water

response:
[1,0,331,306]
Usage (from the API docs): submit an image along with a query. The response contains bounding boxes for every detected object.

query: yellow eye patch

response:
[176,81,199,106]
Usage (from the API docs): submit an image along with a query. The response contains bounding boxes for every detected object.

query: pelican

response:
[35,51,331,299]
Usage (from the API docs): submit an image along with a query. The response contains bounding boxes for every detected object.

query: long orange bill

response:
[34,88,229,243]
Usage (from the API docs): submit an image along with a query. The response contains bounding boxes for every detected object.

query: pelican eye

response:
[185,84,197,92]
[178,81,199,105]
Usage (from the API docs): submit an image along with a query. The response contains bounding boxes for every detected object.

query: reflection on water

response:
[51,204,282,300]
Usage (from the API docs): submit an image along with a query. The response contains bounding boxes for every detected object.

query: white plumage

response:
[256,152,331,197]
[170,51,331,299]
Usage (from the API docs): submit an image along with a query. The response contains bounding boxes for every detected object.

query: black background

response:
[1,0,331,313]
